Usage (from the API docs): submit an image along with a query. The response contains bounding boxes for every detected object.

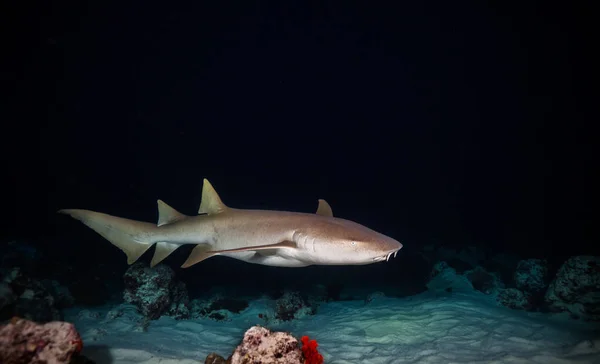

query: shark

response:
[58,179,403,268]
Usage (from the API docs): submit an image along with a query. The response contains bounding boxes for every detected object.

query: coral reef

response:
[425,260,547,312]
[229,325,303,364]
[0,241,74,323]
[123,262,190,320]
[544,255,600,320]
[1,267,73,322]
[0,317,83,364]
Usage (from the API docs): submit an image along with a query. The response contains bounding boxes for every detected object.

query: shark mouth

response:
[373,249,400,262]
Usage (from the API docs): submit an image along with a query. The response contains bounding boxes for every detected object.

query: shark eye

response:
[351,241,357,246]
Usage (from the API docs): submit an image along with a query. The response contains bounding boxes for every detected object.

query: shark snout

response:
[381,240,403,262]
[371,240,403,262]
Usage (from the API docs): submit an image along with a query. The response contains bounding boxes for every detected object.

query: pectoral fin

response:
[181,244,215,268]
[180,240,297,268]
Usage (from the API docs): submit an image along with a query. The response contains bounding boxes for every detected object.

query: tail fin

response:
[58,209,157,264]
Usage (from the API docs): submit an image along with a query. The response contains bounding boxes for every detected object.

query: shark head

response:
[295,216,403,265]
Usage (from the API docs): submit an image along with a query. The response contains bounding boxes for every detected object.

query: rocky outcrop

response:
[229,326,303,364]
[123,262,190,320]
[514,259,549,294]
[544,256,600,320]
[0,317,83,364]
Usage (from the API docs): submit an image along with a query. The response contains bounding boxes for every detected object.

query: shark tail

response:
[58,209,158,265]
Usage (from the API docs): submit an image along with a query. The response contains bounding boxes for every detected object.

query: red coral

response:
[301,335,323,364]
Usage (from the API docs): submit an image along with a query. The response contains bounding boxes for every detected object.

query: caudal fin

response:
[58,209,158,264]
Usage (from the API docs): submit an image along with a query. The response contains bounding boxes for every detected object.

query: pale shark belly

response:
[219,251,311,267]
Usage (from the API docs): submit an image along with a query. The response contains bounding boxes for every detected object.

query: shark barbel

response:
[59,179,403,268]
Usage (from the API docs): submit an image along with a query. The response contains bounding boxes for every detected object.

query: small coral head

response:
[301,335,323,364]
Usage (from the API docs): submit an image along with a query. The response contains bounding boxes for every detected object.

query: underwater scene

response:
[3,1,596,363]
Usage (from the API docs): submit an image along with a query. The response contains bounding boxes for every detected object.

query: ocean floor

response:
[66,291,600,364]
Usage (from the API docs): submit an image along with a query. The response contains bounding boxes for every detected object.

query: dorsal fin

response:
[198,179,228,214]
[316,199,333,217]
[157,200,187,226]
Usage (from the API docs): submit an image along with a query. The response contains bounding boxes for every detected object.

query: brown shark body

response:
[59,179,403,268]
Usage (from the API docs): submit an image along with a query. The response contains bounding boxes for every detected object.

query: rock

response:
[486,253,522,285]
[123,262,189,320]
[0,282,15,313]
[497,288,533,310]
[41,280,75,308]
[6,268,62,322]
[0,317,83,364]
[464,266,504,296]
[230,325,303,364]
[514,259,549,294]
[365,291,386,304]
[275,291,314,321]
[545,256,600,321]
[426,262,473,293]
[1,268,76,322]
[205,352,229,364]
[191,294,250,321]
[165,281,190,319]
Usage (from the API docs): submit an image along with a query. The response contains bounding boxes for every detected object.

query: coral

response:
[0,317,83,364]
[544,255,600,320]
[229,325,303,364]
[123,262,189,320]
[301,335,324,364]
[514,259,549,294]
[4,268,62,322]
